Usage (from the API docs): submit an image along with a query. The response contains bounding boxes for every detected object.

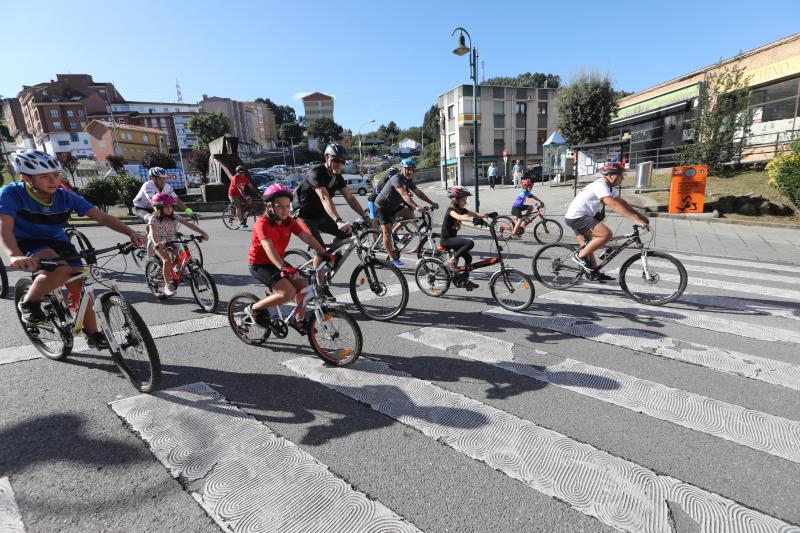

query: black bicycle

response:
[532,225,688,305]
[362,208,442,259]
[284,218,409,321]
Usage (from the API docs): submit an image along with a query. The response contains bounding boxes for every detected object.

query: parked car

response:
[344,177,373,196]
[259,178,296,196]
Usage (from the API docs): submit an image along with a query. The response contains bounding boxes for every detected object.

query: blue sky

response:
[4,0,799,133]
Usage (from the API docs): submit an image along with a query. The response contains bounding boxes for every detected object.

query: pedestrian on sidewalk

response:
[512,160,524,188]
[488,162,497,189]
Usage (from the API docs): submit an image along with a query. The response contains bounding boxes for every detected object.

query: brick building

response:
[199,96,276,155]
[85,120,168,165]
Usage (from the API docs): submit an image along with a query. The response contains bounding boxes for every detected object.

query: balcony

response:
[459,143,474,155]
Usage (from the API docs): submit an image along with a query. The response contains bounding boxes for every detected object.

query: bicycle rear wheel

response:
[14,278,73,360]
[394,225,420,253]
[0,259,8,299]
[490,268,535,311]
[222,204,241,230]
[532,243,583,289]
[359,229,390,255]
[414,257,451,297]
[619,251,687,305]
[227,292,270,345]
[189,267,219,313]
[533,219,564,244]
[100,292,160,392]
[348,258,409,321]
[284,248,312,268]
[144,260,166,298]
[496,216,518,241]
[306,308,362,366]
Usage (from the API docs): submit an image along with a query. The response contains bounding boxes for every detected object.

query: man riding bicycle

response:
[564,162,650,281]
[293,143,371,301]
[133,167,188,221]
[229,165,259,228]
[0,149,147,349]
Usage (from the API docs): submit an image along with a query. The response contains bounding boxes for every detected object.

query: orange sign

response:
[668,165,708,214]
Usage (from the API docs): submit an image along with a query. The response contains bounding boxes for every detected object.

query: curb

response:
[645,211,800,230]
[70,214,223,228]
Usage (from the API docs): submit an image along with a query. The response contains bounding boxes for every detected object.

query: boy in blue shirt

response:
[0,150,146,348]
[510,178,545,237]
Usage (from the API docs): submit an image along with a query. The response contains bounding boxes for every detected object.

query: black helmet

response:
[235,165,246,172]
[324,143,347,160]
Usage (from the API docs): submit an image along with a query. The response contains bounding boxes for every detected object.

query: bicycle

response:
[222,196,262,230]
[66,224,93,253]
[414,215,535,312]
[13,243,161,392]
[0,257,7,299]
[496,206,563,244]
[284,218,409,321]
[227,260,362,366]
[144,235,219,312]
[131,213,204,271]
[361,208,442,259]
[531,225,688,305]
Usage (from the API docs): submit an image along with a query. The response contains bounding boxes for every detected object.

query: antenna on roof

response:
[176,79,183,103]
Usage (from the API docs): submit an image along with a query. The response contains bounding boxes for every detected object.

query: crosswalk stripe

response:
[678,291,800,322]
[0,477,25,533]
[110,382,421,533]
[682,264,799,285]
[538,291,800,345]
[0,315,228,367]
[399,327,800,464]
[485,308,800,391]
[670,253,800,275]
[335,283,419,304]
[284,357,797,533]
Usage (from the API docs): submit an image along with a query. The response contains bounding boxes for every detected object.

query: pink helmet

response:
[150,192,176,207]
[263,182,293,202]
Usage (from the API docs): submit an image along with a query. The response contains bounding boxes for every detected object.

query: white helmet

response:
[148,167,168,178]
[10,149,62,175]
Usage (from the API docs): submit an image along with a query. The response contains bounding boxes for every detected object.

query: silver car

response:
[344,177,374,196]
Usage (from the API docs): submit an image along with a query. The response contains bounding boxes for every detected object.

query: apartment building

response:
[199,96,276,153]
[85,120,168,165]
[302,92,334,122]
[437,84,559,185]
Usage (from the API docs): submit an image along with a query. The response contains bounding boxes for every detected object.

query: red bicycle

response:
[496,206,563,244]
[144,235,219,312]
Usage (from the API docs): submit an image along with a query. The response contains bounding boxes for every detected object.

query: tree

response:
[422,104,441,145]
[141,151,176,169]
[187,111,230,147]
[186,147,210,177]
[105,154,125,171]
[80,177,119,212]
[555,72,618,146]
[307,118,344,146]
[766,140,800,211]
[677,63,752,173]
[255,98,297,125]
[57,153,80,187]
[108,172,143,215]
[483,72,561,88]
[278,122,304,142]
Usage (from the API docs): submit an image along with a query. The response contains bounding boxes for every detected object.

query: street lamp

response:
[438,107,448,190]
[358,119,375,172]
[451,27,480,211]
[275,140,288,166]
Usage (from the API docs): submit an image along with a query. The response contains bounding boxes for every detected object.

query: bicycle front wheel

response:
[189,267,219,313]
[414,257,451,297]
[619,251,688,305]
[490,268,535,311]
[0,259,8,299]
[227,292,270,345]
[14,278,73,360]
[100,292,161,392]
[532,243,583,289]
[306,308,362,366]
[348,258,409,321]
[533,219,564,245]
[222,204,241,230]
[186,239,204,267]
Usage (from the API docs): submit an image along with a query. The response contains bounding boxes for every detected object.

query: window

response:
[160,118,167,127]
[515,88,527,99]
[493,87,505,98]
[516,130,525,141]
[516,114,526,128]
[127,132,133,140]
[143,134,149,142]
[50,109,59,117]
[70,122,77,129]
[80,121,86,128]
[70,133,79,142]
[493,101,504,114]
[494,114,505,128]
[77,109,84,117]
[538,102,548,115]
[494,130,504,140]
[42,90,48,96]
[448,133,456,150]
[53,121,62,129]
[750,77,799,105]
[66,110,74,117]
[83,140,89,145]
[58,140,70,146]
[515,102,527,114]
[538,114,547,129]
[448,105,454,119]
[516,141,525,155]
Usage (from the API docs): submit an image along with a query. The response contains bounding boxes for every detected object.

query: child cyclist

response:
[510,178,545,237]
[440,186,492,289]
[245,183,334,331]
[146,192,209,296]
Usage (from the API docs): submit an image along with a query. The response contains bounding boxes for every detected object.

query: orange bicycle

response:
[144,235,219,312]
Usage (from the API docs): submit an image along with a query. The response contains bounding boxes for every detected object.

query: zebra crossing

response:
[3,250,799,531]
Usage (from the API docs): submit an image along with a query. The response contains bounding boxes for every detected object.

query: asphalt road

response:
[1,192,799,533]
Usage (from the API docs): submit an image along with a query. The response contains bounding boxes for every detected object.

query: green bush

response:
[109,172,144,215]
[80,177,119,212]
[766,141,800,211]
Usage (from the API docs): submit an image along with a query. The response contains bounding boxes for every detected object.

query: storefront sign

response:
[747,54,800,87]
[668,165,707,214]
[615,84,700,121]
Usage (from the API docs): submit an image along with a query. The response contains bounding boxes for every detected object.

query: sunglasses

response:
[331,158,346,165]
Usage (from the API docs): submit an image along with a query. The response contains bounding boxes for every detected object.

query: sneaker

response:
[596,272,616,283]
[240,221,248,229]
[465,280,480,290]
[244,304,272,328]
[287,315,307,333]
[18,300,46,324]
[391,258,405,268]
[319,285,337,302]
[162,283,176,296]
[447,259,466,272]
[86,331,109,350]
[571,254,593,273]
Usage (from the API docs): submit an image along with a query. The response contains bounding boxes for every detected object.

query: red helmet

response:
[150,192,176,207]
[448,186,471,199]
[521,178,533,189]
[263,182,293,202]
[600,162,625,176]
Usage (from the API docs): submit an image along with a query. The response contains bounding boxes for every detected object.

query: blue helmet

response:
[400,157,417,168]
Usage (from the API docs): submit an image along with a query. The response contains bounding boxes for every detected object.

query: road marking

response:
[670,253,800,275]
[678,291,800,322]
[485,308,800,391]
[539,291,800,345]
[284,357,797,533]
[682,264,799,285]
[0,315,228,367]
[0,477,25,533]
[399,327,800,464]
[335,283,419,304]
[110,382,420,533]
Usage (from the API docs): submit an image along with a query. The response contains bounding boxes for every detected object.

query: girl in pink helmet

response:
[148,192,209,296]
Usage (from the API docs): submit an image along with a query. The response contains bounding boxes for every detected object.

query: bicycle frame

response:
[266,262,333,330]
[590,226,647,271]
[442,219,509,276]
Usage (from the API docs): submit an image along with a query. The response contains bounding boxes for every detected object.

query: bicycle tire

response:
[144,260,166,298]
[414,257,451,297]
[14,278,73,360]
[394,226,420,253]
[0,259,8,299]
[619,250,688,306]
[284,248,312,268]
[533,219,564,245]
[100,292,161,392]
[227,292,270,345]
[359,229,389,255]
[416,232,441,259]
[531,243,583,289]
[348,257,409,321]
[496,216,518,240]
[489,268,535,311]
[306,308,362,366]
[222,204,241,230]
[66,227,93,253]
[182,236,204,267]
[189,267,219,313]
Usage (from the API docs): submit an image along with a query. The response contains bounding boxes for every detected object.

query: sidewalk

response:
[418,181,800,264]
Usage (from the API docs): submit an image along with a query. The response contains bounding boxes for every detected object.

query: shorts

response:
[296,216,349,247]
[511,205,533,217]
[375,206,401,226]
[134,207,152,221]
[367,200,376,220]
[229,196,246,209]
[249,263,282,288]
[18,239,82,266]
[565,216,600,237]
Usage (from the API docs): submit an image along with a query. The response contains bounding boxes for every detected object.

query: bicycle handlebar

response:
[37,242,136,271]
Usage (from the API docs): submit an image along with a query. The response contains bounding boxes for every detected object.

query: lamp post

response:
[438,107,448,190]
[358,119,375,173]
[451,27,480,211]
[287,137,297,167]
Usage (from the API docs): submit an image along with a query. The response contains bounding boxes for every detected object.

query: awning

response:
[610,101,690,128]
[543,132,566,145]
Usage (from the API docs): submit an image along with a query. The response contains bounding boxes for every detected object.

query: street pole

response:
[451,27,480,211]
[358,119,375,173]
[172,116,186,175]
[288,137,296,167]
[439,107,447,190]
[277,141,287,166]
